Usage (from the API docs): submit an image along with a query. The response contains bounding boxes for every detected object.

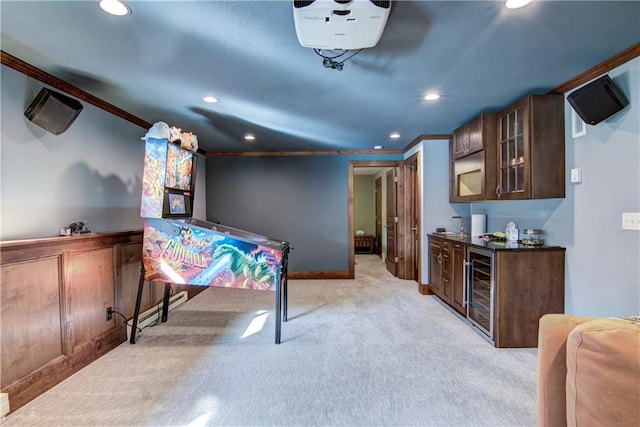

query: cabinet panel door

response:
[441,245,451,303]
[497,101,529,199]
[428,240,442,296]
[452,125,469,159]
[495,95,565,201]
[66,248,115,351]
[1,257,64,387]
[467,116,484,154]
[494,250,565,348]
[452,151,485,202]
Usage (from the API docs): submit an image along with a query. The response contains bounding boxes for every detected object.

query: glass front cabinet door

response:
[495,94,565,200]
[497,98,529,199]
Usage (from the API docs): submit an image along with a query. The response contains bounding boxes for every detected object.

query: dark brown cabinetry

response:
[450,94,565,202]
[496,94,565,200]
[453,114,491,159]
[428,236,464,315]
[428,237,443,297]
[492,248,565,347]
[450,113,497,202]
[441,240,452,302]
[427,234,565,348]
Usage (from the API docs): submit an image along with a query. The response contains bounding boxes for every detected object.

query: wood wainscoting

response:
[0,230,201,413]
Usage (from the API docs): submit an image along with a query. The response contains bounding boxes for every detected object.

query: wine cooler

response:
[465,246,494,342]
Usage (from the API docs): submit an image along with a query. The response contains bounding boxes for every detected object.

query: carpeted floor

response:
[4,255,538,427]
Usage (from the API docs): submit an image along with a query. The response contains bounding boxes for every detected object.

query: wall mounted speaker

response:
[567,75,629,126]
[24,88,83,135]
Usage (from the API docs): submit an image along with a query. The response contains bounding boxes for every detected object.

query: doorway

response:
[349,157,420,281]
[375,176,382,257]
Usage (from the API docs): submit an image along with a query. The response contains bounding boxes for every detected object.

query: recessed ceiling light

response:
[424,93,440,101]
[244,134,255,141]
[99,0,131,16]
[203,96,218,103]
[373,145,383,150]
[505,0,532,9]
[390,133,400,139]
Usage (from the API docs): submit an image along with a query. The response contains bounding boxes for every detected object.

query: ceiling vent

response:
[293,0,391,50]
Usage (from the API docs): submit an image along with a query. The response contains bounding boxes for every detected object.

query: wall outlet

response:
[622,212,640,231]
[106,306,113,321]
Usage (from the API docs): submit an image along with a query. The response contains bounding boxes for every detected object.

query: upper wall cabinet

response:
[450,113,497,202]
[452,115,488,160]
[495,94,565,200]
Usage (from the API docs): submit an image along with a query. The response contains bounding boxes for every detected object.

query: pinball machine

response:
[130,129,290,344]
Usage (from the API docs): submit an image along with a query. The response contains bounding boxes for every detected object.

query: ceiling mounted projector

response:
[293,0,391,50]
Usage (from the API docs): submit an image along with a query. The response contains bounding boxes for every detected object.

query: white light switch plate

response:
[570,168,582,184]
[622,212,640,231]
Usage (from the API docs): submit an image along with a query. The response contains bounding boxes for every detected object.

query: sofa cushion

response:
[565,317,640,427]
[537,314,599,427]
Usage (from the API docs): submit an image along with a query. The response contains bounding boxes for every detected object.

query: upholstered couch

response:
[537,314,640,427]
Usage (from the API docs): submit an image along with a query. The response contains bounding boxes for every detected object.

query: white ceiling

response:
[1,1,639,153]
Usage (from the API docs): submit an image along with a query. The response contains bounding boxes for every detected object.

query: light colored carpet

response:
[4,255,538,427]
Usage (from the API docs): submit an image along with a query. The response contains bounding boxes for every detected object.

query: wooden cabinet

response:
[493,248,565,347]
[452,124,470,159]
[428,237,443,297]
[452,115,488,159]
[441,241,452,303]
[427,234,565,348]
[496,94,565,200]
[450,113,497,202]
[428,236,463,310]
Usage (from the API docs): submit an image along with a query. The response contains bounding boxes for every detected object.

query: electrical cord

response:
[109,309,142,333]
[313,48,363,71]
[109,285,174,333]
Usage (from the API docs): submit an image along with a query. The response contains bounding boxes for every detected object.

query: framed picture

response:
[168,193,186,215]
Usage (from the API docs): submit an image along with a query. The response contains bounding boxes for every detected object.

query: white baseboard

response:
[127,290,188,340]
[0,393,9,421]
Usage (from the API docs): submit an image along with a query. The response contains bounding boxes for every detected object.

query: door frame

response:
[399,152,421,281]
[348,160,399,278]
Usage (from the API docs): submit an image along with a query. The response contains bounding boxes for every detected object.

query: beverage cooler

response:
[465,246,494,343]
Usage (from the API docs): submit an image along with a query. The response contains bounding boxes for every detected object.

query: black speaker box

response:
[24,88,83,135]
[567,75,629,126]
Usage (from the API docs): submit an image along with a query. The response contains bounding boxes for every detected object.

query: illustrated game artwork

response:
[140,138,195,219]
[142,218,285,291]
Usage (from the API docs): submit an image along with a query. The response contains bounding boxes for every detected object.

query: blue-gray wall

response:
[450,57,640,318]
[205,155,401,272]
[0,65,206,240]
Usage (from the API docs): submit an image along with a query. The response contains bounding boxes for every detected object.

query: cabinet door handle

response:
[437,253,442,264]
[495,185,502,198]
[463,260,470,309]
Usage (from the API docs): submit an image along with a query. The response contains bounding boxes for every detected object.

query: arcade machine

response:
[130,123,290,344]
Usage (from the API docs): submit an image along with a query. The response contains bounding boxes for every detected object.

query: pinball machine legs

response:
[129,264,170,344]
[130,252,290,345]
